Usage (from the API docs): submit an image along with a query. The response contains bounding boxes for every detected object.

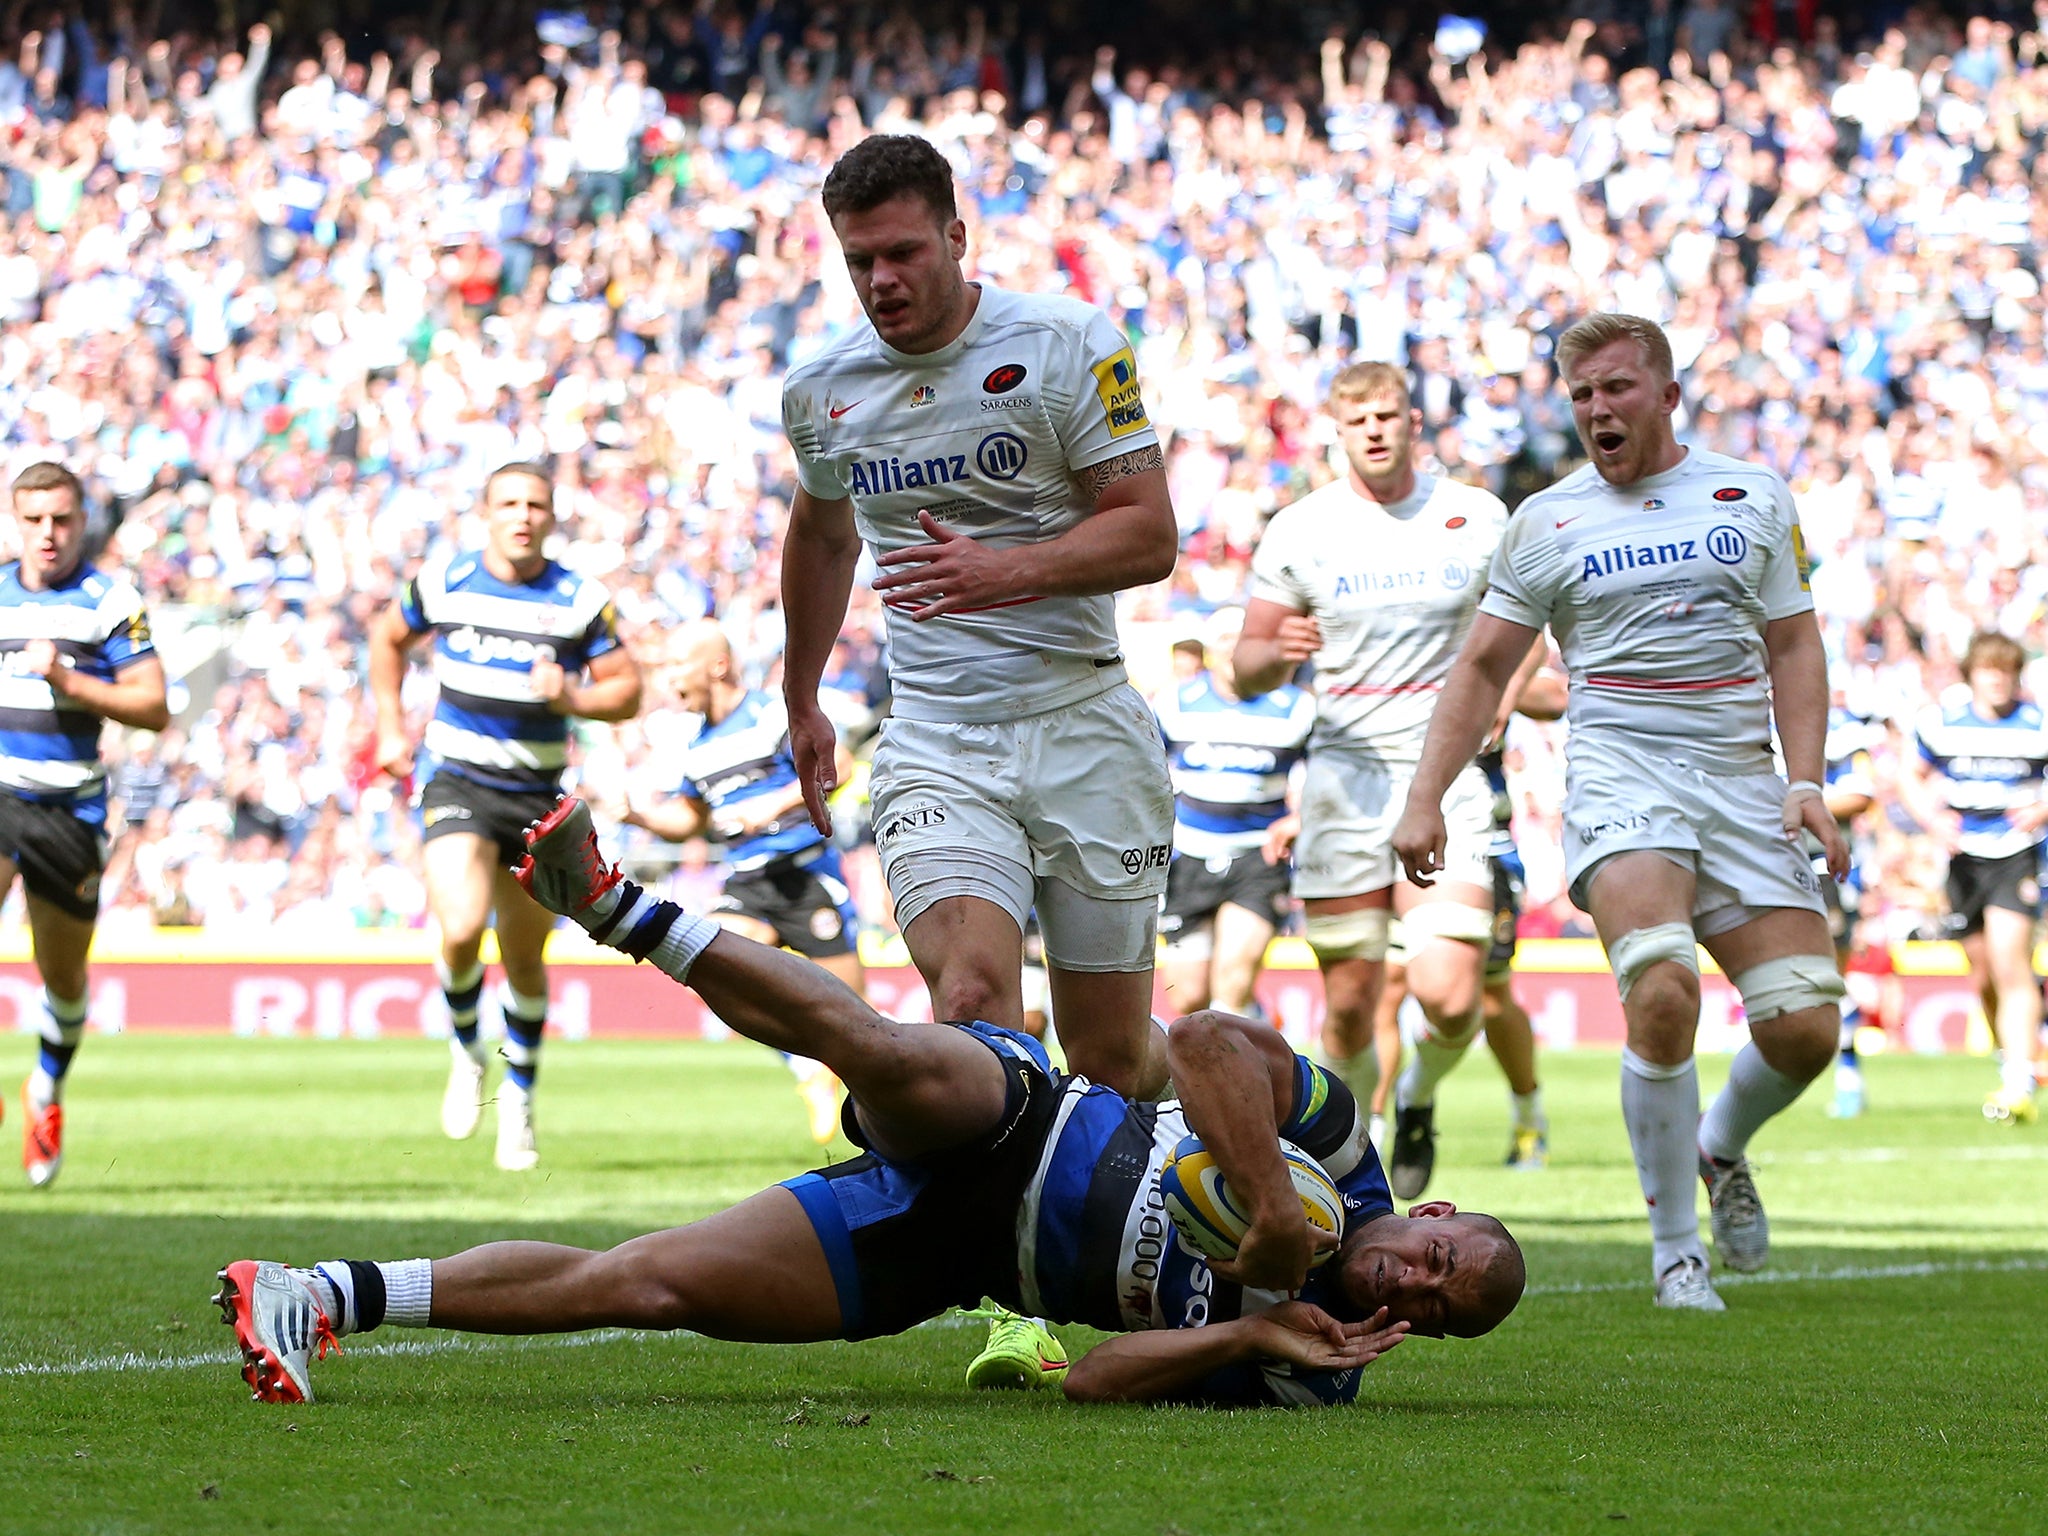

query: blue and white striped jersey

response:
[0,561,155,818]
[677,689,825,872]
[1015,1051,1393,1407]
[398,552,621,792]
[1915,698,2048,860]
[1153,674,1313,858]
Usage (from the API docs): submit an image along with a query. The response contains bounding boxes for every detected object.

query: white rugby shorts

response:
[869,681,1175,925]
[1294,752,1494,901]
[1563,732,1826,924]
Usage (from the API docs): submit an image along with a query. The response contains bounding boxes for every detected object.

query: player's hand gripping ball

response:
[1160,1136,1345,1266]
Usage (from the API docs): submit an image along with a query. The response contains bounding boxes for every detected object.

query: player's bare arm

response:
[367,602,428,778]
[1061,1299,1407,1404]
[1164,1010,1335,1291]
[1232,597,1323,698]
[1764,613,1847,879]
[1392,614,1539,886]
[618,792,710,843]
[532,645,642,723]
[780,486,863,832]
[30,644,169,732]
[869,448,1175,622]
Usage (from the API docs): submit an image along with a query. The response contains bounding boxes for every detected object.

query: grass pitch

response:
[2,1035,2044,1536]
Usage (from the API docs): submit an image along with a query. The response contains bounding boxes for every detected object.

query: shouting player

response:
[1154,607,1314,1018]
[1235,362,1516,1200]
[214,799,1523,1409]
[613,619,861,1142]
[779,134,1177,1100]
[1394,313,1846,1311]
[0,463,168,1186]
[370,462,642,1170]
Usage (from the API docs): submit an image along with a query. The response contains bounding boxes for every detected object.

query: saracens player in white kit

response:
[780,135,1178,1103]
[1235,362,1515,1202]
[1394,314,1849,1312]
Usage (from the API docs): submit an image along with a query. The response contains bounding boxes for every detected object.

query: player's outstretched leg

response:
[516,798,1011,1156]
[217,1184,850,1404]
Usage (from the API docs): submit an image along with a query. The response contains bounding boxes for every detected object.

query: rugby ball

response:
[1160,1135,1344,1267]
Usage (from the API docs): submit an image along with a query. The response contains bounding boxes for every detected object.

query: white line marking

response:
[1767,1145,2048,1165]
[1525,1255,2048,1298]
[5,1257,2042,1379]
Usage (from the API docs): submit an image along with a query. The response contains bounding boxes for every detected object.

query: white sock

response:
[1395,1023,1475,1110]
[786,1053,828,1082]
[1620,1048,1706,1278]
[601,889,722,982]
[1511,1088,1546,1131]
[377,1259,434,1327]
[2002,1054,2038,1098]
[1368,1112,1387,1152]
[294,1266,344,1327]
[1699,1043,1809,1163]
[27,1065,57,1108]
[1321,1049,1379,1112]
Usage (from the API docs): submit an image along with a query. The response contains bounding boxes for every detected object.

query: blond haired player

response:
[1235,362,1515,1202]
[1394,314,1847,1312]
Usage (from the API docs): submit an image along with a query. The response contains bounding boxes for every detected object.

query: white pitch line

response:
[0,1326,656,1380]
[7,1257,2044,1379]
[1767,1145,2048,1165]
[1525,1254,2048,1298]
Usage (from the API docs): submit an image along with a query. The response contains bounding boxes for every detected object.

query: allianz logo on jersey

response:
[847,433,1030,497]
[1581,526,1749,583]
[444,626,558,665]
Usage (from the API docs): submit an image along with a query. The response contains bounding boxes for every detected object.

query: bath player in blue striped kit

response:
[0,461,169,1188]
[369,462,641,1170]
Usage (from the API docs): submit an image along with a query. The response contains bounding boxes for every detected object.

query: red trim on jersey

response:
[1584,673,1757,692]
[882,594,1047,614]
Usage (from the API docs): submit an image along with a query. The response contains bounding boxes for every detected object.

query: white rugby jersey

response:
[1481,449,1814,774]
[1248,474,1509,760]
[782,284,1159,724]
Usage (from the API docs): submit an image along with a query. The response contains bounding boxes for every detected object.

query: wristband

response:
[1785,780,1824,800]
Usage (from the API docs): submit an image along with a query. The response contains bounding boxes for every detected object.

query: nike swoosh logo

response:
[828,400,863,419]
[1554,516,1582,529]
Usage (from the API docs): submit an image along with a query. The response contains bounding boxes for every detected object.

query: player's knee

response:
[1063,1025,1153,1096]
[929,966,1017,1029]
[1624,963,1700,1037]
[593,1244,698,1331]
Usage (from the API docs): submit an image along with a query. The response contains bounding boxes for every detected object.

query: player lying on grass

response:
[215,800,1523,1408]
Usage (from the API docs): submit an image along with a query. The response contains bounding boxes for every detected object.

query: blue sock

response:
[1838,1000,1861,1068]
[439,961,485,1053]
[500,984,546,1091]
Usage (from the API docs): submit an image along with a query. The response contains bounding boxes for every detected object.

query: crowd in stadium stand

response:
[1,1,2044,951]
